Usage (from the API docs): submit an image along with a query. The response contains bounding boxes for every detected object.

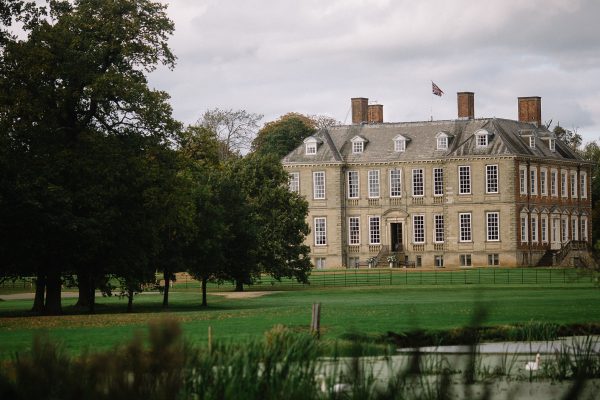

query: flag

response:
[432,81,444,97]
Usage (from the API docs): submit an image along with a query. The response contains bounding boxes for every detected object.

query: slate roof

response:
[282,118,584,165]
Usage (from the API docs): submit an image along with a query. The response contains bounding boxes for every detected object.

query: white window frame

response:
[313,171,325,199]
[314,217,327,246]
[434,214,444,243]
[486,165,498,194]
[581,217,588,241]
[433,168,444,196]
[581,172,588,198]
[541,214,548,243]
[520,214,529,243]
[550,169,558,197]
[519,166,527,195]
[530,167,537,195]
[561,170,568,198]
[349,216,360,245]
[476,133,488,147]
[389,169,402,197]
[412,168,424,197]
[394,139,406,152]
[549,138,556,151]
[352,141,364,154]
[459,213,472,242]
[531,214,538,243]
[368,216,381,245]
[570,171,578,198]
[529,136,536,148]
[540,168,547,196]
[460,254,472,267]
[561,216,568,242]
[413,215,425,244]
[486,212,500,241]
[305,142,317,155]
[288,172,299,193]
[368,170,380,198]
[458,166,471,195]
[347,170,359,199]
[437,136,448,150]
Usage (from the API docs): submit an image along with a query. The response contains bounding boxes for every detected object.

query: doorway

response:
[390,223,403,251]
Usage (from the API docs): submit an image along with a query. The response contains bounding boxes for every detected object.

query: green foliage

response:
[252,113,317,158]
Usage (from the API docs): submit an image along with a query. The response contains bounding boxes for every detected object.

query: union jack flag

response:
[432,82,444,97]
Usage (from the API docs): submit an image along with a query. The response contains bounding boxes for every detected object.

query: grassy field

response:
[2,283,600,359]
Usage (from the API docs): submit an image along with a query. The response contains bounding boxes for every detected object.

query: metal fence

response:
[173,267,597,291]
[2,268,597,292]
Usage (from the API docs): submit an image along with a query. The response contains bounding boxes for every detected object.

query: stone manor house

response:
[282,93,594,269]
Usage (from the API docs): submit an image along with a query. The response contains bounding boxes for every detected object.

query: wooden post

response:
[311,303,321,338]
[208,325,212,354]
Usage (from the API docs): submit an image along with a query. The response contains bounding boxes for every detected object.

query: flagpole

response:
[430,81,433,121]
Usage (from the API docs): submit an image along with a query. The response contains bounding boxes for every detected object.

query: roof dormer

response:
[303,136,322,155]
[393,134,409,152]
[475,129,493,147]
[435,131,452,150]
[350,135,368,154]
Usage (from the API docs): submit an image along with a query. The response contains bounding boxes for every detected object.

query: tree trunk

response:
[127,289,133,313]
[44,271,62,315]
[76,271,90,308]
[201,276,208,307]
[88,274,96,314]
[235,279,244,292]
[31,273,46,314]
[162,270,170,307]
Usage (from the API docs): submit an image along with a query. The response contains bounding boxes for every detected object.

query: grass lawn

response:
[1,284,600,359]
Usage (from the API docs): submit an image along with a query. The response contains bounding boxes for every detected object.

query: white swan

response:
[316,374,352,394]
[525,353,541,371]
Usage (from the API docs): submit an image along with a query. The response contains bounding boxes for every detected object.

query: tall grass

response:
[1,321,599,399]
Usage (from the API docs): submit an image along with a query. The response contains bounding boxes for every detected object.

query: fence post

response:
[564,268,566,283]
[405,270,408,285]
[311,303,321,338]
[522,268,524,284]
[390,270,392,286]
[535,269,537,284]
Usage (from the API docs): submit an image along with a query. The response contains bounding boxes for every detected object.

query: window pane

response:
[368,170,380,198]
[460,213,471,241]
[369,216,380,244]
[434,215,444,243]
[433,168,444,196]
[390,169,402,197]
[313,171,325,199]
[314,218,326,245]
[486,165,498,193]
[347,171,359,198]
[486,212,499,241]
[288,172,299,193]
[349,217,360,245]
[413,215,424,243]
[412,169,424,196]
[459,166,471,194]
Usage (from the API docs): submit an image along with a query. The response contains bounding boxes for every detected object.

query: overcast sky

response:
[150,0,600,143]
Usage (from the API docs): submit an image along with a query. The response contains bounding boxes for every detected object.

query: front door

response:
[390,223,403,251]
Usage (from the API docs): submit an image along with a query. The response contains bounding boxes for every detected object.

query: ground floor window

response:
[460,254,472,267]
[416,255,422,267]
[348,256,359,269]
[488,253,499,266]
[315,257,326,269]
[434,255,444,268]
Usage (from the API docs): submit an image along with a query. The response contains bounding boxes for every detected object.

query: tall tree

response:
[252,113,317,159]
[198,108,263,160]
[0,0,178,314]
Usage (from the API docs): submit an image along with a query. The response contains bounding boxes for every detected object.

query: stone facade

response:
[283,94,593,269]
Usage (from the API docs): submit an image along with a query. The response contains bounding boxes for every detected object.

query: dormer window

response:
[303,136,321,155]
[529,136,536,148]
[435,132,451,150]
[475,129,490,147]
[350,135,368,154]
[549,138,556,151]
[393,134,409,152]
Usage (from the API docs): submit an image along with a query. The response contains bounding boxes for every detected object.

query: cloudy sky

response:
[150,0,600,143]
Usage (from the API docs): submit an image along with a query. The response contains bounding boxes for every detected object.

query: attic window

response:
[350,135,368,154]
[475,130,489,147]
[394,139,405,152]
[529,136,536,149]
[393,134,408,152]
[352,141,364,154]
[435,132,450,150]
[303,136,321,155]
[549,138,556,152]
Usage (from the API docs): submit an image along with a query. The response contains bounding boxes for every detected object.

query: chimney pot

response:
[518,96,542,127]
[351,97,368,124]
[457,92,475,119]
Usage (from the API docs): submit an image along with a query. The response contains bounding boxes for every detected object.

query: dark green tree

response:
[0,0,178,314]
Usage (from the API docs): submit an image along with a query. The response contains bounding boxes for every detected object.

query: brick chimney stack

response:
[351,97,368,124]
[518,96,542,126]
[457,92,475,119]
[368,104,383,123]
